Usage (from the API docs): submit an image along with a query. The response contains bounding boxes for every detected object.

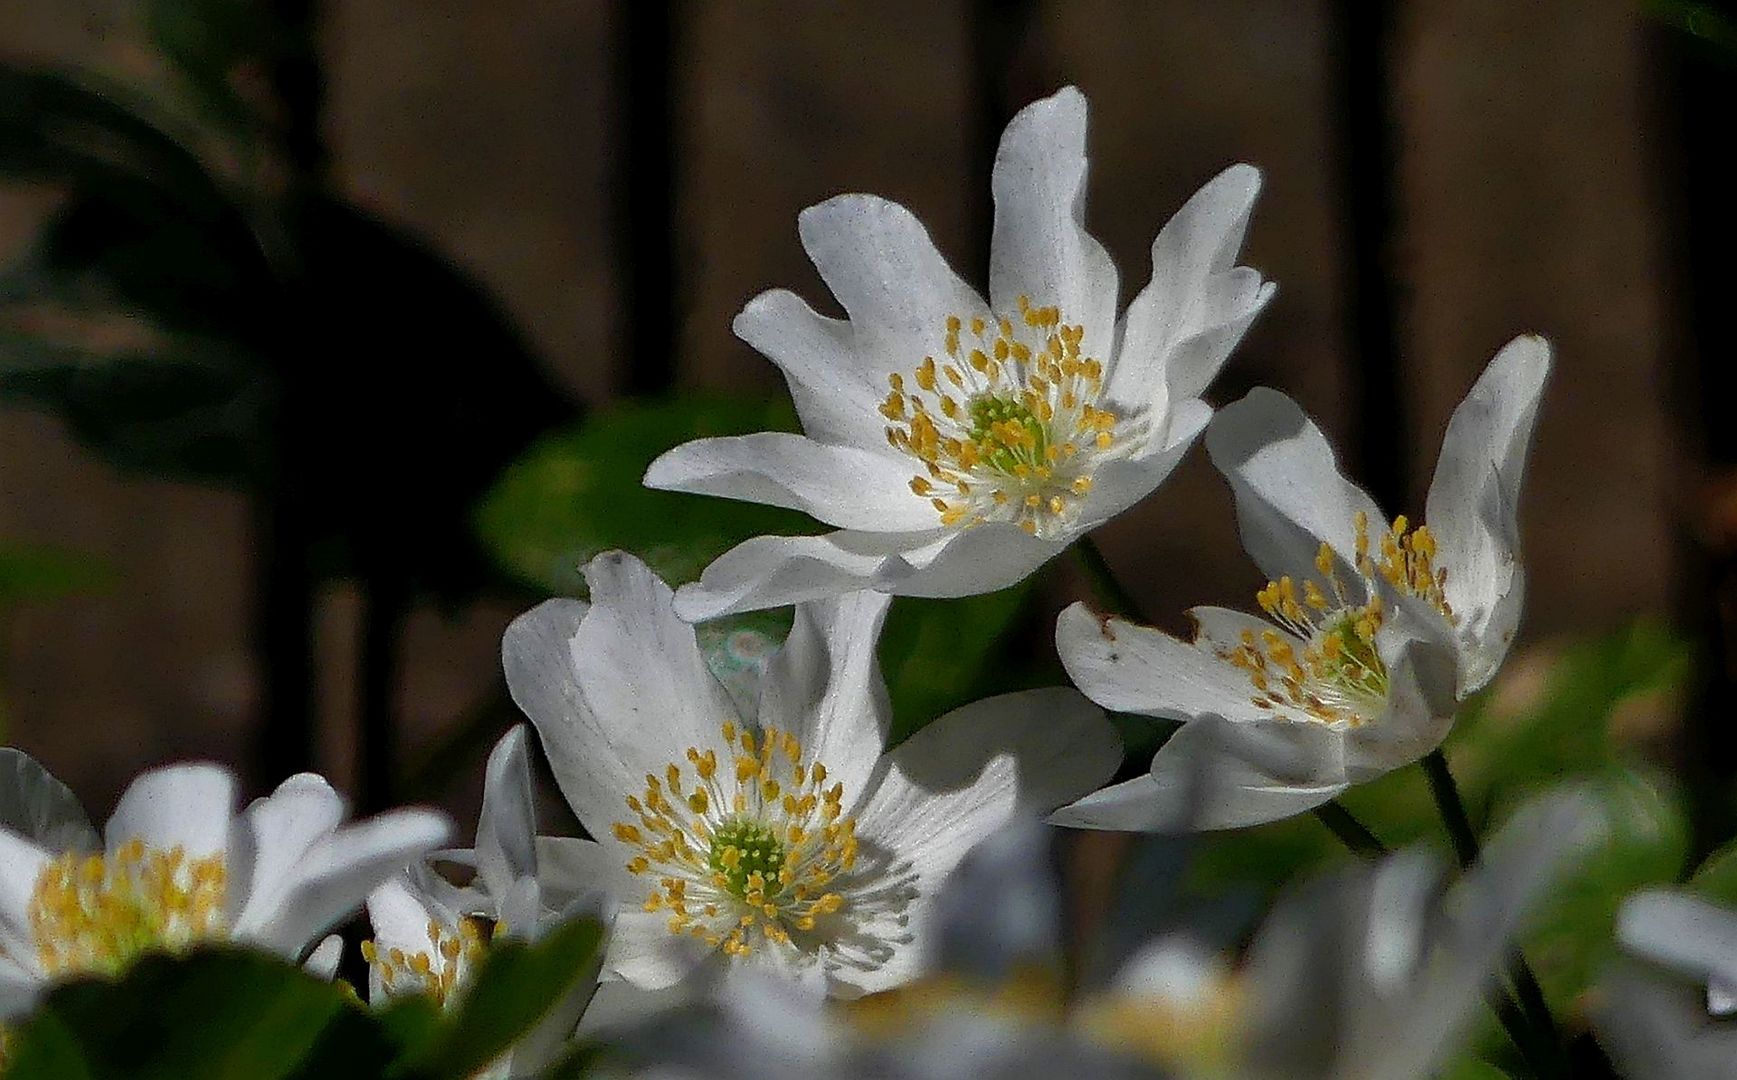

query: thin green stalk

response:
[1311,800,1390,858]
[1071,534,1151,625]
[1421,748,1567,1077]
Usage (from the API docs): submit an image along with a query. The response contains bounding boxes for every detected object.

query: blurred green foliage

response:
[473,397,812,598]
[0,919,602,1080]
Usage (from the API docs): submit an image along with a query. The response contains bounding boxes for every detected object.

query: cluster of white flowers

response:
[0,84,1708,1079]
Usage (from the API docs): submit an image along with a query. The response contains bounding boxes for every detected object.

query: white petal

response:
[1595,968,1737,1080]
[733,288,887,449]
[476,726,538,901]
[0,964,44,1022]
[304,934,344,981]
[0,749,99,854]
[671,532,915,621]
[1424,335,1552,691]
[988,86,1118,363]
[879,523,1066,599]
[1055,603,1276,725]
[797,194,990,367]
[1112,164,1271,415]
[508,554,739,840]
[604,908,715,991]
[224,772,346,930]
[850,687,1118,880]
[105,763,236,860]
[367,874,444,957]
[1071,398,1210,529]
[644,433,936,531]
[1049,714,1348,832]
[234,807,451,957]
[1148,273,1276,421]
[569,552,741,792]
[577,977,701,1035]
[1619,890,1737,989]
[365,875,441,1002]
[1344,614,1460,778]
[756,590,893,803]
[534,836,621,916]
[502,598,618,835]
[1372,790,1603,1077]
[1186,605,1296,655]
[1206,388,1387,586]
[0,827,52,960]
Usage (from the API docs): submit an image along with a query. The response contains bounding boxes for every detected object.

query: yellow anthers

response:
[1219,510,1457,727]
[610,721,858,959]
[882,300,1125,538]
[361,917,489,1008]
[27,842,228,978]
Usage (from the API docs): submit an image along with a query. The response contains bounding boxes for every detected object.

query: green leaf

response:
[474,397,814,596]
[0,948,393,1080]
[1517,768,1689,1010]
[0,542,114,607]
[1686,833,1737,904]
[392,918,603,1080]
[141,0,291,140]
[0,331,266,488]
[0,66,222,213]
[878,582,1040,744]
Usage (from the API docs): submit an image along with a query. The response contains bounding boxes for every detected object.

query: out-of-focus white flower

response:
[645,85,1273,620]
[1083,789,1600,1080]
[1053,336,1551,831]
[1594,889,1737,1078]
[501,551,1119,1002]
[612,792,1596,1080]
[362,727,606,1076]
[0,748,449,1019]
[609,970,1164,1080]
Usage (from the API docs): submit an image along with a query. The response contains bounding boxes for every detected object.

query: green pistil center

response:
[708,818,786,900]
[968,394,1048,475]
[1320,614,1388,697]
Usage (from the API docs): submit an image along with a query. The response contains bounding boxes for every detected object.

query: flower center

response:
[361,917,489,1007]
[25,840,227,978]
[1219,512,1455,726]
[611,722,858,959]
[880,297,1123,538]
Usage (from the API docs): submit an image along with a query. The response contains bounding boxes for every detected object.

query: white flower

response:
[1595,889,1737,1078]
[362,727,606,1075]
[1085,789,1599,1080]
[500,551,1120,1000]
[0,748,449,1019]
[645,85,1273,620]
[1052,336,1551,830]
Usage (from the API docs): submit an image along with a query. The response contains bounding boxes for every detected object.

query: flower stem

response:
[1071,534,1151,624]
[1421,747,1567,1076]
[1310,800,1390,857]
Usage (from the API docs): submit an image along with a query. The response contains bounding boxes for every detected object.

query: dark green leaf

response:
[141,0,291,139]
[392,918,603,1080]
[474,397,813,596]
[879,582,1039,744]
[0,948,389,1080]
[0,331,266,487]
[0,66,226,219]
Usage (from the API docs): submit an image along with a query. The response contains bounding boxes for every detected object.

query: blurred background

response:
[0,0,1721,856]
